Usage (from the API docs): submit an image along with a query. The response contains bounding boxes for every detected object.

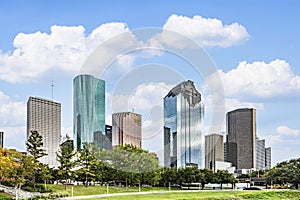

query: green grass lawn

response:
[0,193,13,200]
[47,184,177,196]
[46,184,300,200]
[83,190,300,200]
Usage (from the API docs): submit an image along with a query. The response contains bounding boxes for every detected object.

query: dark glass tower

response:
[163,80,204,168]
[73,74,105,150]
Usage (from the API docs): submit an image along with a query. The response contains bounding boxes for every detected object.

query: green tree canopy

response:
[56,134,76,190]
[25,130,47,188]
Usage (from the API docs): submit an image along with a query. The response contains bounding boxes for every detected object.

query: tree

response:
[39,163,52,190]
[100,144,161,187]
[0,147,15,184]
[178,167,198,189]
[77,143,97,187]
[56,135,76,190]
[199,168,215,189]
[160,167,178,187]
[26,130,47,189]
[9,152,35,200]
[215,170,235,190]
[266,158,300,189]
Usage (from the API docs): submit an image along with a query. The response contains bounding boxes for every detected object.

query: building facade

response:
[256,139,266,170]
[73,74,105,150]
[0,131,3,148]
[226,108,256,169]
[265,147,272,170]
[205,133,224,171]
[224,142,227,161]
[27,97,61,167]
[163,80,204,168]
[105,125,112,144]
[112,112,142,148]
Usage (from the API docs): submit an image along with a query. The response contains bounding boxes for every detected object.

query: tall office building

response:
[163,80,204,168]
[0,131,3,148]
[256,139,266,170]
[226,108,256,169]
[73,74,105,150]
[112,112,142,148]
[105,125,112,145]
[265,147,272,170]
[224,142,227,161]
[205,134,224,171]
[27,97,61,167]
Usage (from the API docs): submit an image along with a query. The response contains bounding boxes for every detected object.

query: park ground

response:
[2,185,300,199]
[44,185,300,200]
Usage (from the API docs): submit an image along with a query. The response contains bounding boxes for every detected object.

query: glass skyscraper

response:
[73,74,105,150]
[164,80,204,168]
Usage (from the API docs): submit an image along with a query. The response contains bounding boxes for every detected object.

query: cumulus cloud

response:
[0,126,26,151]
[0,23,130,83]
[264,125,300,164]
[128,82,173,111]
[161,14,249,48]
[208,59,300,99]
[225,98,264,112]
[0,91,26,126]
[276,126,300,137]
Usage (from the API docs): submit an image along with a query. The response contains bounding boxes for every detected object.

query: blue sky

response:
[0,0,299,167]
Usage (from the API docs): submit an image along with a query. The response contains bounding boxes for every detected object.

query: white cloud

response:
[128,82,174,112]
[211,59,300,99]
[264,125,300,165]
[0,126,26,151]
[161,14,249,48]
[0,23,130,83]
[225,98,264,112]
[276,126,300,137]
[61,126,73,140]
[0,91,25,126]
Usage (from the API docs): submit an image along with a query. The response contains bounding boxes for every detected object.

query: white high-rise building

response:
[27,97,61,168]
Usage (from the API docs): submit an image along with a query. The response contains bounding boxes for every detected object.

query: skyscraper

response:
[112,112,142,148]
[205,133,224,171]
[256,139,266,170]
[163,80,204,168]
[226,108,256,169]
[73,74,105,150]
[105,125,112,146]
[0,131,3,148]
[27,97,61,167]
[265,147,272,170]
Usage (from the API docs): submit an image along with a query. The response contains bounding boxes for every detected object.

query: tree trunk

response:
[65,175,68,190]
[220,183,223,190]
[85,173,88,187]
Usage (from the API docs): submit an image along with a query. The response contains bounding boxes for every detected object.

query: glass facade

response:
[164,80,204,168]
[73,74,105,150]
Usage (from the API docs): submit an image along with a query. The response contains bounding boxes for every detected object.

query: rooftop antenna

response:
[51,80,54,101]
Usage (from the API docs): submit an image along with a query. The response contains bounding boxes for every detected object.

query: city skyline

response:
[0,1,300,166]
